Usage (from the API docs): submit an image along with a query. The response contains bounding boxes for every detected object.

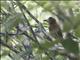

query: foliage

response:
[0,1,80,60]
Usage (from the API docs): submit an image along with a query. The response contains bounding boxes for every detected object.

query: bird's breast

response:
[49,23,59,32]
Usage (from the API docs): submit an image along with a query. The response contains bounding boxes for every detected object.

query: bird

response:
[44,17,63,40]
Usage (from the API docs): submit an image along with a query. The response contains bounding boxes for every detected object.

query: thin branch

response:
[16,1,52,42]
[16,1,38,42]
[0,32,22,36]
[15,1,53,60]
[0,39,19,53]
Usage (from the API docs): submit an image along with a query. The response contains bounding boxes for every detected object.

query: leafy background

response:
[0,0,80,60]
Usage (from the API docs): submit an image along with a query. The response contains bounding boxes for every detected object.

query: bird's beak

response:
[43,19,48,22]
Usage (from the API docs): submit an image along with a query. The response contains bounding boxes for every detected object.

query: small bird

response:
[44,17,63,40]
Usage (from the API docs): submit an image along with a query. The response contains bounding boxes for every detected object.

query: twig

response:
[16,1,53,60]
[16,1,39,42]
[17,1,52,41]
[0,32,22,36]
[0,39,19,53]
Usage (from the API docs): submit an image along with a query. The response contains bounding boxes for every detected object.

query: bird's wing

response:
[57,28,63,39]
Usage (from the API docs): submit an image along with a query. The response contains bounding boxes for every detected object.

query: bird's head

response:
[48,17,56,24]
[44,17,56,24]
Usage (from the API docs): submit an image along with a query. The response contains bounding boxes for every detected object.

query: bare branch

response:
[0,39,19,53]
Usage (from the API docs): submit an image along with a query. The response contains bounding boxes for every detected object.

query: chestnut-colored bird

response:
[45,17,63,40]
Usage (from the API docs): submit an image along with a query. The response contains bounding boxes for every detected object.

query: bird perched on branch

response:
[44,17,63,40]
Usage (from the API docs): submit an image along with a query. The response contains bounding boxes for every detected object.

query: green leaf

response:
[1,1,10,13]
[74,25,80,37]
[40,40,57,49]
[3,13,24,31]
[62,39,79,54]
[63,20,72,32]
